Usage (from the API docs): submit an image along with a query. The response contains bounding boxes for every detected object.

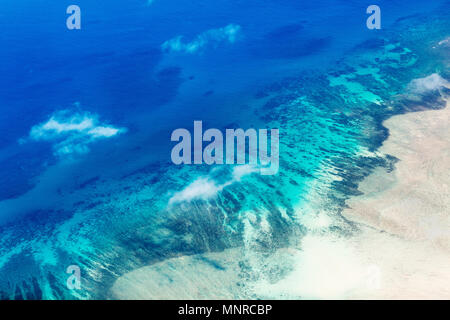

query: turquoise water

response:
[0,0,449,299]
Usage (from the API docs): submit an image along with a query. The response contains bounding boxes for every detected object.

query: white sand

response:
[344,101,450,248]
[111,249,245,300]
[340,98,450,299]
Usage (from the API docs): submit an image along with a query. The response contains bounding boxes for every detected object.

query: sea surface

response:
[0,0,449,299]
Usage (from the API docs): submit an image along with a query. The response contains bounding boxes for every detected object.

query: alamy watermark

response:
[366,5,381,30]
[66,5,81,30]
[66,265,81,290]
[171,121,279,175]
[65,5,381,31]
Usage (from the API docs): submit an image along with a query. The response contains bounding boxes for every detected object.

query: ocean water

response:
[0,0,449,299]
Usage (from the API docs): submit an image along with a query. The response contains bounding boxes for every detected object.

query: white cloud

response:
[162,24,241,54]
[28,110,126,156]
[87,126,121,138]
[438,38,449,46]
[407,73,449,95]
[169,165,256,204]
[169,178,221,204]
[232,164,258,181]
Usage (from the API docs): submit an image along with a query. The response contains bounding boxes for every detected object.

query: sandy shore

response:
[341,97,450,299]
[344,100,450,248]
[111,98,450,300]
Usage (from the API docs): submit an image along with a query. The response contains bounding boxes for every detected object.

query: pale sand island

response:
[111,97,450,300]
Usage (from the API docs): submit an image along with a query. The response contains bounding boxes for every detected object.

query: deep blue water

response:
[0,0,448,299]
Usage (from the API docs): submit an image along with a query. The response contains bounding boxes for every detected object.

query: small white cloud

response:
[232,164,258,181]
[169,178,221,204]
[407,73,449,95]
[28,110,126,156]
[87,126,121,138]
[438,38,449,46]
[169,165,257,205]
[162,24,241,54]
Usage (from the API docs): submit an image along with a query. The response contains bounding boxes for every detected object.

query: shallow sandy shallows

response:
[112,99,450,300]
